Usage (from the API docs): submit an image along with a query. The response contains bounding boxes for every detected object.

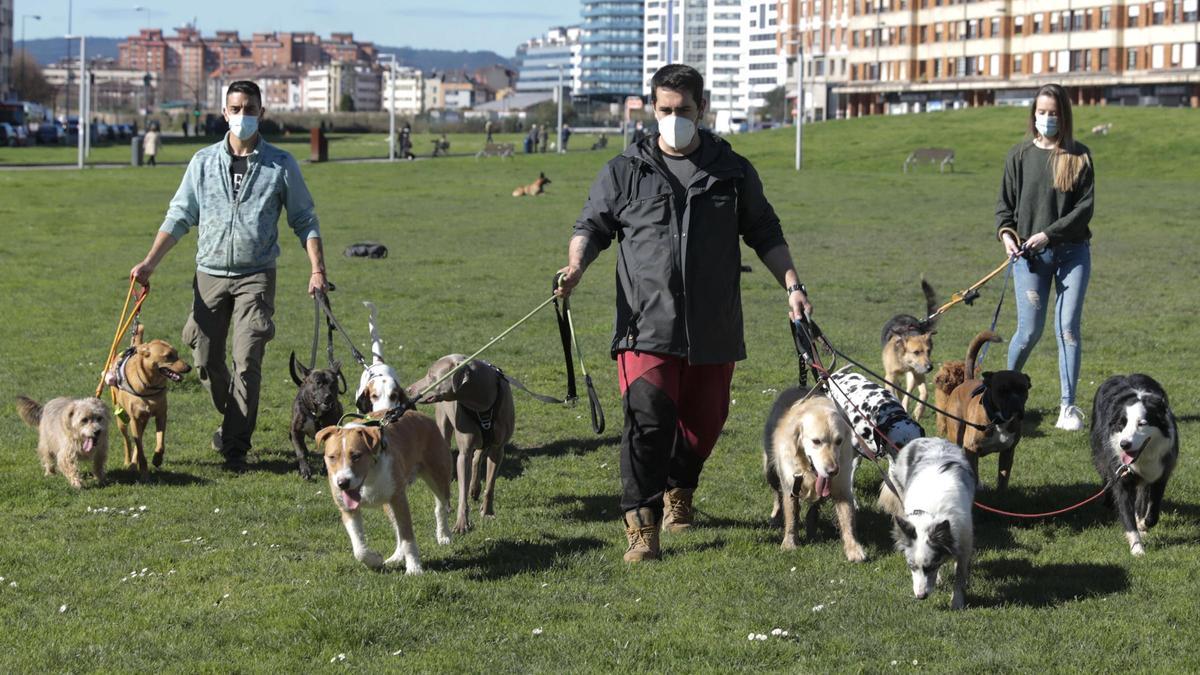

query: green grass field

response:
[0,106,1197,671]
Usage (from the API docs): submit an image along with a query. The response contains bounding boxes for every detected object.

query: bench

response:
[475,142,514,158]
[903,148,955,173]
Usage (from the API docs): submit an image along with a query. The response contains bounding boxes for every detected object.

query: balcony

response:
[581,5,643,19]
[581,44,642,56]
[584,19,643,31]
[581,32,644,44]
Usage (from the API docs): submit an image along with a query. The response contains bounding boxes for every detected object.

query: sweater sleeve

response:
[572,161,623,252]
[282,153,321,244]
[1042,153,1094,246]
[737,160,787,258]
[159,155,201,239]
[994,146,1020,239]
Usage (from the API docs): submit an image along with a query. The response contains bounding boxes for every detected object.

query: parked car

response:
[34,122,66,145]
[0,122,15,147]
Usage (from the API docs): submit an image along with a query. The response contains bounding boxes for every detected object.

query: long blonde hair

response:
[1028,84,1090,192]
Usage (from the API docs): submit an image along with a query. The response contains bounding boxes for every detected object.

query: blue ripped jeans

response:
[1007,241,1091,406]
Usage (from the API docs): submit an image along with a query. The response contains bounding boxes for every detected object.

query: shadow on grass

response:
[973,481,1120,532]
[105,467,209,487]
[548,493,620,522]
[974,558,1129,607]
[522,434,620,459]
[1020,408,1047,439]
[430,535,607,581]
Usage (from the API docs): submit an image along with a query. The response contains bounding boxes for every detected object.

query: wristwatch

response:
[786,283,807,296]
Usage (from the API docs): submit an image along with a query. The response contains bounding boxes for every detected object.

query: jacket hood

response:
[622,128,739,172]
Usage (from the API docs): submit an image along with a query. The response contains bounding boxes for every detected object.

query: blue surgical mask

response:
[1035,113,1058,138]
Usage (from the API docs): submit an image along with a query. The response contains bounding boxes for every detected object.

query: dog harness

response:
[465,362,507,447]
[107,347,166,397]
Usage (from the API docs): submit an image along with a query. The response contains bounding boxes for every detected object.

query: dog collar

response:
[109,347,167,397]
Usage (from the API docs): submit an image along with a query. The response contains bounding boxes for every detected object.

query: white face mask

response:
[228,113,259,141]
[658,114,697,151]
[1035,113,1058,138]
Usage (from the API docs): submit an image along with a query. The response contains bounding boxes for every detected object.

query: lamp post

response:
[380,53,397,161]
[134,6,152,119]
[20,15,42,98]
[64,34,87,169]
[556,64,565,154]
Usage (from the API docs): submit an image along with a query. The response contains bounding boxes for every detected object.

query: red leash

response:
[973,465,1131,519]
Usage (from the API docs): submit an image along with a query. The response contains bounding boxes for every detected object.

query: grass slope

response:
[0,106,1197,672]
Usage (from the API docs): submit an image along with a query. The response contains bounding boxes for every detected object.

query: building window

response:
[1013,53,1024,73]
[1014,16,1024,35]
[1127,5,1140,27]
[990,17,1001,37]
[1153,1,1166,25]
[919,25,928,41]
[1099,48,1110,71]
[1186,0,1200,21]
[1126,46,1138,69]
[1034,14,1044,34]
[1100,7,1112,28]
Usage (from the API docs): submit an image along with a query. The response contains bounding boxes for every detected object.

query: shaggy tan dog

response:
[17,396,110,488]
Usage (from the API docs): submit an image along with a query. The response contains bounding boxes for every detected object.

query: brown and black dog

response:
[105,325,191,479]
[881,279,939,419]
[936,330,1031,492]
[408,355,515,534]
[512,172,551,196]
[317,410,454,573]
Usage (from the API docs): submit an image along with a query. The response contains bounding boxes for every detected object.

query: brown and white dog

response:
[316,410,454,572]
[881,279,939,420]
[762,387,865,562]
[512,172,551,197]
[17,395,110,488]
[408,355,515,534]
[936,330,1031,492]
[105,325,191,479]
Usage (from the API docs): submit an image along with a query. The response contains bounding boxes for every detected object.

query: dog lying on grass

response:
[17,395,110,489]
[512,172,551,197]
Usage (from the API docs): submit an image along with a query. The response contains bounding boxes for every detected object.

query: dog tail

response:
[363,301,385,365]
[919,277,939,330]
[964,330,1003,380]
[15,396,43,427]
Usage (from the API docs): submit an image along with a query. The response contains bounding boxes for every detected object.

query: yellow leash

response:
[925,229,1024,323]
[95,279,151,399]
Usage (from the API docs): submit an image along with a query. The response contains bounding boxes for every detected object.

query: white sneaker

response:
[1055,405,1085,431]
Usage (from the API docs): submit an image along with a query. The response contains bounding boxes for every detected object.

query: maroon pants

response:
[617,351,735,513]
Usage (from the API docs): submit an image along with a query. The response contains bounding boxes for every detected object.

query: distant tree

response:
[527,99,576,127]
[12,51,56,105]
[762,85,789,123]
[338,93,356,112]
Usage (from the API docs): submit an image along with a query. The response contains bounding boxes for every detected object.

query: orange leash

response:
[95,279,150,398]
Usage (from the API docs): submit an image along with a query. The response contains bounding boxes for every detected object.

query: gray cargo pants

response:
[182,270,276,457]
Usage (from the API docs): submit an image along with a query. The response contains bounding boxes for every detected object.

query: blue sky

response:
[19,0,583,57]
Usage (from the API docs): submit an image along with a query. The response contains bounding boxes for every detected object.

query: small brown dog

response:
[933,360,968,438]
[512,172,551,196]
[17,396,110,488]
[408,355,515,534]
[317,411,454,572]
[881,279,939,419]
[936,330,1031,491]
[105,325,191,478]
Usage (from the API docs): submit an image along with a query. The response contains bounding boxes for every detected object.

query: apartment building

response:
[0,0,12,101]
[579,0,645,99]
[832,0,1199,117]
[382,66,426,115]
[777,0,852,120]
[516,26,584,95]
[642,0,709,93]
[302,62,381,113]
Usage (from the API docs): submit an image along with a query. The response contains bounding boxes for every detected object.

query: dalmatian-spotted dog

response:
[827,368,926,461]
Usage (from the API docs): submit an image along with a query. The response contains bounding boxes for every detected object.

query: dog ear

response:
[355,387,372,414]
[893,516,917,543]
[1020,373,1032,390]
[930,519,957,556]
[289,352,309,387]
[353,426,384,454]
[315,426,339,446]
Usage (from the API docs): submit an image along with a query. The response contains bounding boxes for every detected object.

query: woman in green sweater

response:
[995,83,1095,432]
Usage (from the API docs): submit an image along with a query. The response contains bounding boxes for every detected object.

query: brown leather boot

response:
[623,507,660,562]
[662,487,695,532]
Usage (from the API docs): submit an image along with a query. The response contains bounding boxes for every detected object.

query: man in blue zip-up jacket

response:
[130,80,328,472]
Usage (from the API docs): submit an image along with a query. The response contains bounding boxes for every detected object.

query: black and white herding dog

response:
[1091,374,1179,557]
[878,437,975,610]
[827,369,925,460]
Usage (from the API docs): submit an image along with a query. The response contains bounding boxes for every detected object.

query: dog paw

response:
[950,593,967,610]
[452,520,470,535]
[358,550,385,569]
[844,543,867,563]
[152,452,164,468]
[1130,543,1146,557]
[780,538,798,551]
[405,565,424,576]
[436,533,451,546]
[298,464,313,481]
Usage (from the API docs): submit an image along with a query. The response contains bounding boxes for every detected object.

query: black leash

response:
[312,288,369,370]
[976,260,1014,369]
[553,274,605,435]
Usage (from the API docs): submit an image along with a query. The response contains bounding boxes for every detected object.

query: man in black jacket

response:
[557,64,812,562]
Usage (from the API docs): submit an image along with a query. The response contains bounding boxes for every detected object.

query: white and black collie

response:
[878,437,975,610]
[1090,374,1179,557]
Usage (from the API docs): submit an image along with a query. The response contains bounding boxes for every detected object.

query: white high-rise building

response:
[381,66,425,115]
[642,0,787,132]
[516,26,583,95]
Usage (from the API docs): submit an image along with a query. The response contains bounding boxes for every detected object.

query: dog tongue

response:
[816,476,830,498]
[342,488,361,510]
[82,437,94,455]
[1120,452,1134,466]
